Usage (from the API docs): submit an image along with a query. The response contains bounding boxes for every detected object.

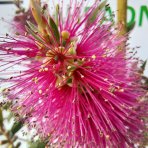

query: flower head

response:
[0,0,147,147]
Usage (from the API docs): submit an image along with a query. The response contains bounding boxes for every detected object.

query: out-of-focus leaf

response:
[2,102,12,110]
[29,141,46,148]
[86,0,107,26]
[0,108,3,127]
[7,112,13,122]
[11,121,23,136]
[127,21,135,32]
[0,140,8,145]
[15,142,21,148]
[8,145,13,148]
[49,17,60,43]
[141,60,147,71]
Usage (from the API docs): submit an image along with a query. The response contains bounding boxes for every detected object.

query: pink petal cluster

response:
[0,0,147,147]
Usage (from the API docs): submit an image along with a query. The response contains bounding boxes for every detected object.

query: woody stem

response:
[117,0,127,35]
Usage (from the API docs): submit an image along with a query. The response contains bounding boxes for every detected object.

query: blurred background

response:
[0,0,148,148]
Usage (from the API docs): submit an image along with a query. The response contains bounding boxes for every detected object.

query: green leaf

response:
[49,17,60,43]
[127,21,135,32]
[7,112,13,122]
[29,141,46,148]
[141,60,147,72]
[0,108,3,127]
[87,0,107,26]
[27,21,39,33]
[15,142,21,148]
[2,102,12,110]
[11,121,23,136]
[25,26,45,44]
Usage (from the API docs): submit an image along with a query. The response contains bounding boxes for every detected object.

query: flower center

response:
[41,42,83,88]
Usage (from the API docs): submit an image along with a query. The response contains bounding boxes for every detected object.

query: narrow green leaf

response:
[27,21,39,33]
[62,40,66,46]
[0,108,3,127]
[87,0,107,26]
[11,121,23,136]
[15,142,21,148]
[25,26,45,44]
[49,17,60,43]
[141,60,147,71]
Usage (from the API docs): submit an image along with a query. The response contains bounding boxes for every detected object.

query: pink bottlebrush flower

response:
[0,0,147,147]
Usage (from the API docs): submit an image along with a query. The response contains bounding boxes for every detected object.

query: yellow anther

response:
[118,88,124,92]
[39,69,43,72]
[102,54,107,58]
[62,75,66,79]
[44,68,49,71]
[106,135,110,140]
[80,74,84,78]
[109,87,116,93]
[67,66,72,70]
[17,106,21,110]
[92,55,96,59]
[68,47,76,55]
[68,72,72,77]
[2,88,10,93]
[106,48,110,52]
[58,46,65,52]
[61,30,70,40]
[39,89,42,94]
[82,58,85,61]
[32,77,38,84]
[46,50,52,57]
